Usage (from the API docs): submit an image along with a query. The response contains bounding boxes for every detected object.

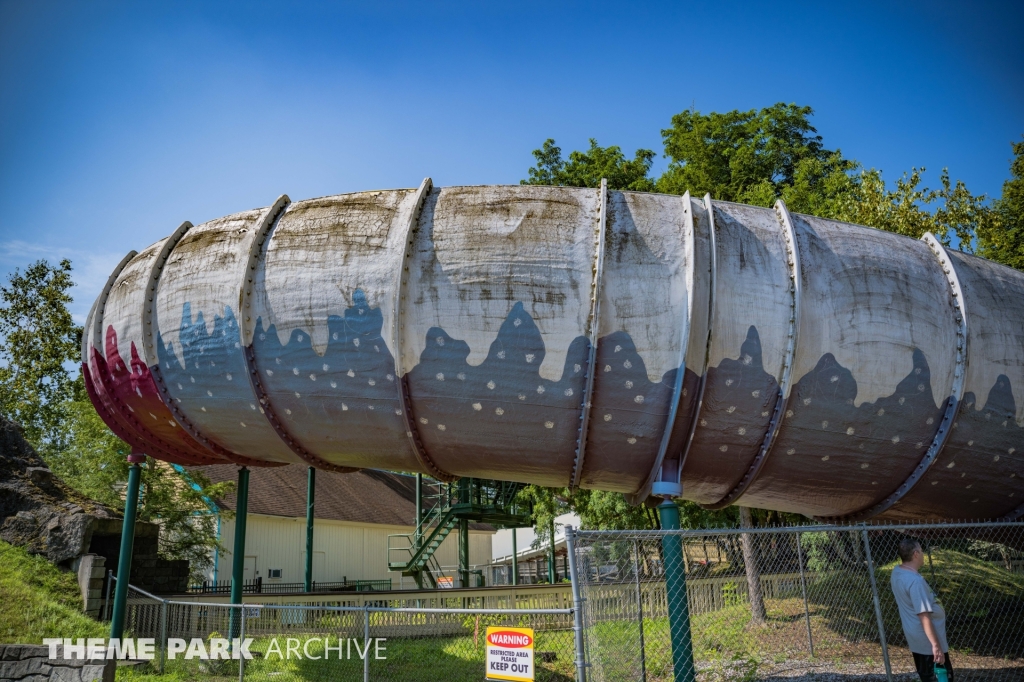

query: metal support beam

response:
[415,473,422,548]
[458,518,470,587]
[659,500,696,682]
[229,467,250,640]
[511,528,519,586]
[304,466,315,593]
[548,519,557,583]
[109,453,145,641]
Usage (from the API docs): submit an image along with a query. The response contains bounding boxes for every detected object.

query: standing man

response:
[890,537,952,681]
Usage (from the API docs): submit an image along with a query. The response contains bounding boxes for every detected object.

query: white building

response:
[190,464,494,590]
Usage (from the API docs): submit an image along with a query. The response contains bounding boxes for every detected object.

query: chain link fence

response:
[112,580,577,681]
[569,521,1024,682]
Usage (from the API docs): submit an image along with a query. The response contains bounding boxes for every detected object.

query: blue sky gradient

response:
[1,0,1021,322]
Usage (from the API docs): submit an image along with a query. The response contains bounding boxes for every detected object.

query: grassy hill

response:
[0,539,106,644]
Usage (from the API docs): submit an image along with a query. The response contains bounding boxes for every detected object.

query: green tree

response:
[516,484,768,534]
[978,138,1024,269]
[656,103,834,202]
[527,103,1001,252]
[522,138,657,191]
[0,259,80,453]
[826,166,994,248]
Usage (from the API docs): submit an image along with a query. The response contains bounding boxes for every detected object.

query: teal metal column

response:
[458,518,470,587]
[109,453,145,640]
[548,519,557,583]
[415,473,422,548]
[229,467,250,640]
[511,528,519,586]
[304,466,315,593]
[659,499,695,682]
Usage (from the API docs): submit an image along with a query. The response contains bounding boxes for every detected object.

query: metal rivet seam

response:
[668,194,720,498]
[704,200,802,510]
[821,233,970,523]
[141,221,268,467]
[570,179,608,490]
[235,197,357,472]
[85,249,219,466]
[390,179,455,482]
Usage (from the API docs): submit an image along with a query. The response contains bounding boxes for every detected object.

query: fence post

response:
[237,605,246,682]
[363,604,371,682]
[795,532,814,657]
[158,599,168,674]
[861,528,893,682]
[659,500,697,682]
[632,539,648,682]
[103,569,113,621]
[564,526,587,682]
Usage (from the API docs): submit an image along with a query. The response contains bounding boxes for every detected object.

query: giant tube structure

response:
[82,181,1024,521]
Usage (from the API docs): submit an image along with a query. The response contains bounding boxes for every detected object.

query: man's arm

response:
[918,611,944,664]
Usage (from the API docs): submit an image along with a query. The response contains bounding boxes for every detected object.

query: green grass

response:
[0,539,107,644]
[116,631,576,682]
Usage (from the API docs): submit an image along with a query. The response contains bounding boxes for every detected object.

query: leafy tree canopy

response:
[977,138,1024,269]
[0,259,80,453]
[657,103,830,202]
[523,102,1012,255]
[522,138,656,191]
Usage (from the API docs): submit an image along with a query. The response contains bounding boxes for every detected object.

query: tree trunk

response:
[740,506,767,626]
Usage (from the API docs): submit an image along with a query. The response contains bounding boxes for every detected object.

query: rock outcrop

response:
[0,417,190,594]
[0,418,118,565]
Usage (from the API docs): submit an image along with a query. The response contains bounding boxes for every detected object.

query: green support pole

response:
[415,473,422,548]
[511,528,519,586]
[229,467,250,640]
[458,518,469,587]
[109,454,145,641]
[304,466,315,593]
[548,519,557,583]
[659,499,696,682]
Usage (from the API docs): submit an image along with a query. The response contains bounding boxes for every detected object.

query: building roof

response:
[189,464,493,531]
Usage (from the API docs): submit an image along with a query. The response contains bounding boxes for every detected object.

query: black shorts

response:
[913,651,953,681]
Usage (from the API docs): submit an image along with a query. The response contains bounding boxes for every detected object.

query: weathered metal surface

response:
[85,184,1024,521]
[704,200,803,510]
[570,179,607,490]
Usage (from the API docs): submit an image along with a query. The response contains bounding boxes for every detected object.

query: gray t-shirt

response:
[890,566,947,655]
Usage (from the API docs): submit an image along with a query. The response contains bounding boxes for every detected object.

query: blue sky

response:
[1,0,1021,323]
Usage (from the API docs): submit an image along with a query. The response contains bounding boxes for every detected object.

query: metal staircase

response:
[388,478,532,589]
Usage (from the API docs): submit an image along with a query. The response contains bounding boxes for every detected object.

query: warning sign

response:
[436,576,454,588]
[485,626,535,681]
